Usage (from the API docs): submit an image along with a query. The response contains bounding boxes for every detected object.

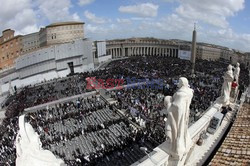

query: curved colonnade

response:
[106,38,179,58]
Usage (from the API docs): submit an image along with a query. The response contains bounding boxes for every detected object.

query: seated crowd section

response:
[0,56,249,165]
[25,96,157,165]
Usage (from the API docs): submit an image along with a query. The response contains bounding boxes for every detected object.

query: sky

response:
[0,0,249,52]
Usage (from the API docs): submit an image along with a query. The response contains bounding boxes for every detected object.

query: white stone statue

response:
[164,77,193,159]
[220,65,234,106]
[234,62,240,83]
[16,115,64,166]
[9,81,14,95]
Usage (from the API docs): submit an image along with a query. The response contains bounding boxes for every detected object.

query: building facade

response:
[106,38,179,58]
[93,41,111,65]
[39,22,85,47]
[22,32,40,54]
[0,39,94,93]
[0,29,23,69]
[0,22,85,70]
[196,45,222,61]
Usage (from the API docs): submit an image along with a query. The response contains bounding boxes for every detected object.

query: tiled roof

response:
[210,103,250,166]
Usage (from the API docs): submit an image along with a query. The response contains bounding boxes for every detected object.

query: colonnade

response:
[107,46,179,58]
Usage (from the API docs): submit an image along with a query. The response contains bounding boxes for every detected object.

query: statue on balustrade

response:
[15,115,64,166]
[234,62,240,84]
[220,64,234,106]
[164,77,193,159]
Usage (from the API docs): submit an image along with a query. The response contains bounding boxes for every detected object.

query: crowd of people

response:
[102,57,249,136]
[0,116,18,165]
[25,96,157,165]
[0,56,249,165]
[4,75,93,119]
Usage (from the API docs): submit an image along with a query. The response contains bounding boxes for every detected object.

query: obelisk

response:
[191,23,197,76]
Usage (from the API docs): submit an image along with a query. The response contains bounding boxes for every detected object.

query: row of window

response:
[49,24,83,31]
[25,40,39,45]
[23,46,39,53]
[1,41,19,50]
[0,52,19,61]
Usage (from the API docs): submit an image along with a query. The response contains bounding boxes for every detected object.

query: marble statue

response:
[220,65,234,106]
[9,81,14,95]
[16,115,64,166]
[234,62,240,83]
[164,77,193,159]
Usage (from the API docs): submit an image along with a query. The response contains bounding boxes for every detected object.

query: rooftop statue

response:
[164,77,193,160]
[220,64,234,106]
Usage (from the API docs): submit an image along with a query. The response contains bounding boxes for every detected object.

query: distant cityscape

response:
[0,21,249,71]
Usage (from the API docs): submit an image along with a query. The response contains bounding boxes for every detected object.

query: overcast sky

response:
[0,0,249,52]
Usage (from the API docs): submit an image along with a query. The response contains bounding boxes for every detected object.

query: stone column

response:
[128,47,131,56]
[122,48,125,57]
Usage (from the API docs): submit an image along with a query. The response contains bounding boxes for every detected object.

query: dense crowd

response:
[0,56,249,165]
[26,96,157,165]
[103,57,249,135]
[4,75,93,119]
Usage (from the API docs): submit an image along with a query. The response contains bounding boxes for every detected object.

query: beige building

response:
[0,29,23,69]
[196,45,222,61]
[0,21,85,70]
[39,22,85,47]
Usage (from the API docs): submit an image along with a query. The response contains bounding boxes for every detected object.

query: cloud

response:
[78,0,95,6]
[72,13,81,21]
[0,0,39,35]
[206,28,250,51]
[175,0,245,28]
[162,0,176,2]
[156,14,194,33]
[117,18,132,24]
[37,0,80,22]
[119,3,159,17]
[84,10,107,24]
